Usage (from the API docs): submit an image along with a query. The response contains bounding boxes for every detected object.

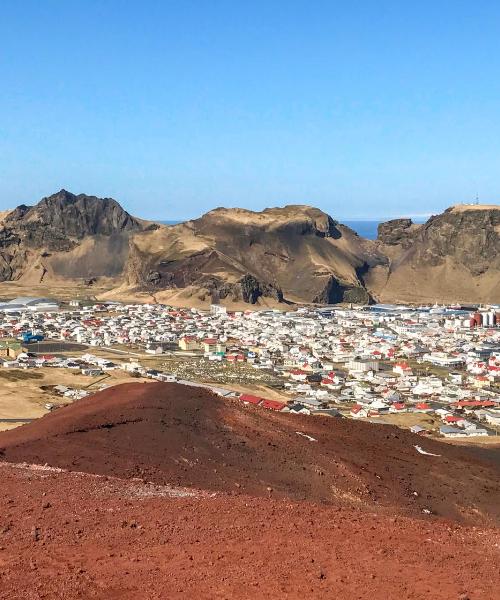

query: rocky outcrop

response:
[238,274,283,304]
[137,248,284,304]
[313,276,371,304]
[5,189,142,242]
[0,228,20,248]
[377,218,418,247]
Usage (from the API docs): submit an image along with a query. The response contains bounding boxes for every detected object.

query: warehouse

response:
[0,297,59,312]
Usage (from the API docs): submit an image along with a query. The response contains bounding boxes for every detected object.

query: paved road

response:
[0,418,35,423]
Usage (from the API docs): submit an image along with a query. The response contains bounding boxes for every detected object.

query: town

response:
[0,296,499,440]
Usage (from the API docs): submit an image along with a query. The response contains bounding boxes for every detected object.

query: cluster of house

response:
[0,348,118,374]
[0,300,499,437]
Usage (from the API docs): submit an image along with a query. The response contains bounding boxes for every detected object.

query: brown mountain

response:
[121,205,385,305]
[0,191,498,305]
[0,189,145,286]
[369,204,500,304]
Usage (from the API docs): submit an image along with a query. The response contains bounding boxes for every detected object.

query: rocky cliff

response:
[376,218,421,247]
[368,204,500,304]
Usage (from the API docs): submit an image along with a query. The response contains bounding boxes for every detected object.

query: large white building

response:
[0,297,60,313]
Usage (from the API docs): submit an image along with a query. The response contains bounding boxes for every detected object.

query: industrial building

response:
[0,297,60,313]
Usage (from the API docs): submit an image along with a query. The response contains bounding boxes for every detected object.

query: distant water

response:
[343,221,380,239]
[159,219,424,240]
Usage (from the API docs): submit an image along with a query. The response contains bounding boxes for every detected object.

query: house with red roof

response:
[444,415,463,424]
[413,402,432,413]
[393,361,413,376]
[451,400,496,410]
[473,375,490,389]
[321,377,335,387]
[261,400,285,411]
[239,394,262,406]
[289,369,308,382]
[350,404,368,418]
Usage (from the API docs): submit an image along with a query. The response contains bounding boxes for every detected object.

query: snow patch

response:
[415,445,441,457]
[296,432,317,442]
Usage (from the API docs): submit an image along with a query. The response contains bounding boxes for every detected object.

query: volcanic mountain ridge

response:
[0,190,498,305]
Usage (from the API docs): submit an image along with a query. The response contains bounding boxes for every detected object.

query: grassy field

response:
[0,367,149,432]
[405,359,454,378]
[0,281,112,303]
[442,436,500,446]
[0,370,44,383]
[365,412,441,431]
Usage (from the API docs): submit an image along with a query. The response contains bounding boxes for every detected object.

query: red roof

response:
[392,402,406,410]
[445,415,462,423]
[261,400,285,411]
[451,400,496,408]
[415,402,431,410]
[239,394,262,405]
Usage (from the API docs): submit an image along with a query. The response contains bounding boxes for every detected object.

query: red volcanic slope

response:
[0,463,498,600]
[0,382,499,524]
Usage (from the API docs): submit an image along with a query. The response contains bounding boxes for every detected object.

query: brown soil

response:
[0,370,44,382]
[0,462,498,600]
[0,382,498,525]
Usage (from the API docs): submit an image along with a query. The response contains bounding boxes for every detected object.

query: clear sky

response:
[1,1,500,220]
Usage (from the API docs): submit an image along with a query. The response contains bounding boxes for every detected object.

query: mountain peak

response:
[5,190,143,240]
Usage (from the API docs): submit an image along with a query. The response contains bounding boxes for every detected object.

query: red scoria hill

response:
[0,382,499,599]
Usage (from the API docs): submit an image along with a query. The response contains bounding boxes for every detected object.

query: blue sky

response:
[1,1,499,220]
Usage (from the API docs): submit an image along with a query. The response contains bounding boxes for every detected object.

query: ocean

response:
[343,221,381,240]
